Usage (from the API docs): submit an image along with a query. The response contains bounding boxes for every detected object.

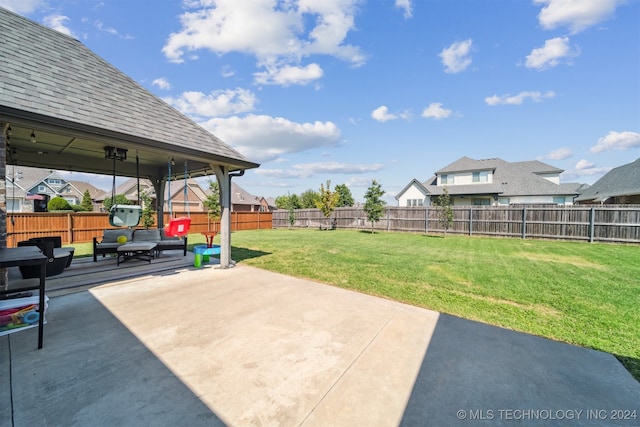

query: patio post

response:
[152,178,167,229]
[213,165,231,268]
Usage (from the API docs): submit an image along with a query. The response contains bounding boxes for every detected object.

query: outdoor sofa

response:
[93,228,188,262]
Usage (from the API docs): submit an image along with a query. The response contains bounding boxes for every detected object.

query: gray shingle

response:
[0,7,253,165]
[575,158,640,202]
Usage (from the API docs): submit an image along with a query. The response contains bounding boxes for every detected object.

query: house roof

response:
[0,7,258,180]
[68,181,104,199]
[230,182,262,206]
[426,157,578,197]
[394,178,430,200]
[574,158,640,202]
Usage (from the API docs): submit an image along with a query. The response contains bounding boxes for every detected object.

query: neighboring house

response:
[396,156,587,207]
[4,166,90,212]
[574,158,640,204]
[103,177,209,213]
[226,182,268,212]
[68,181,104,212]
[265,197,277,212]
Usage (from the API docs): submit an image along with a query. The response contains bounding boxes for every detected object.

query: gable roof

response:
[574,158,640,202]
[0,7,258,179]
[394,178,430,200]
[230,182,262,206]
[425,156,578,197]
[68,181,103,198]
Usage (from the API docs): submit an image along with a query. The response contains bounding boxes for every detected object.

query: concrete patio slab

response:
[2,264,639,426]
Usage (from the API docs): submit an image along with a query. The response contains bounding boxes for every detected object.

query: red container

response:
[165,217,191,237]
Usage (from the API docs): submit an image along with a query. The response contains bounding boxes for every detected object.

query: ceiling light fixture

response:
[30,130,36,143]
[104,146,128,161]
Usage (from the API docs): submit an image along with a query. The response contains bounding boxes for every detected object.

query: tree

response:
[287,193,296,228]
[80,189,93,212]
[48,196,72,211]
[363,180,385,233]
[140,190,156,228]
[435,186,454,236]
[275,195,290,210]
[315,180,340,228]
[300,189,320,209]
[275,193,301,210]
[103,194,130,211]
[202,180,221,219]
[335,184,354,207]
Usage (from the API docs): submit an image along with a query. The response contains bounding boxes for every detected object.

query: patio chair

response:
[17,239,71,278]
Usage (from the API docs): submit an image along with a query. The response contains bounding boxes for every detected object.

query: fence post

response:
[67,212,73,244]
[425,206,428,234]
[386,207,390,232]
[589,207,595,243]
[522,207,527,239]
[469,207,473,236]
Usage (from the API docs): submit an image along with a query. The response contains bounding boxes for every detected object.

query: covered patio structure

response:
[0,7,259,281]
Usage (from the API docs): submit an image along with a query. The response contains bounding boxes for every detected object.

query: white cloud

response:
[162,0,365,85]
[371,106,397,122]
[221,65,235,78]
[256,161,384,179]
[546,147,572,160]
[395,0,413,19]
[152,77,171,90]
[575,159,594,170]
[439,39,473,74]
[346,176,375,187]
[254,63,323,86]
[421,102,452,120]
[485,90,556,106]
[534,0,621,34]
[43,14,76,37]
[95,20,117,35]
[525,37,579,70]
[589,131,640,153]
[199,114,341,163]
[0,0,44,14]
[561,159,611,181]
[164,88,258,118]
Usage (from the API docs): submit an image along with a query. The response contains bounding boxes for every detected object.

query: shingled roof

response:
[574,158,640,203]
[425,156,578,197]
[0,7,258,179]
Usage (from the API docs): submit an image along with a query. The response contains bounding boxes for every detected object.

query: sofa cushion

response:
[133,229,161,242]
[102,229,133,243]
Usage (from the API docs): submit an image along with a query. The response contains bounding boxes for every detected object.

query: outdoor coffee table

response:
[117,242,157,265]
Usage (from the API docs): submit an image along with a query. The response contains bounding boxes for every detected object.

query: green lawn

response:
[69,229,640,380]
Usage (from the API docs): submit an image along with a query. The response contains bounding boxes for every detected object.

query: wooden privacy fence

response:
[273,205,640,244]
[5,211,272,247]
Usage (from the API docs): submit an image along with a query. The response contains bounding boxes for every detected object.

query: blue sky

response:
[2,0,639,204]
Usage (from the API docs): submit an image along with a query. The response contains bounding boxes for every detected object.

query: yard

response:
[70,229,640,380]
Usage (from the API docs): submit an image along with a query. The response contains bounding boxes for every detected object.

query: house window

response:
[48,179,62,185]
[441,174,453,185]
[38,185,46,192]
[553,197,565,205]
[498,197,510,205]
[473,171,488,183]
[406,199,424,207]
[472,198,490,206]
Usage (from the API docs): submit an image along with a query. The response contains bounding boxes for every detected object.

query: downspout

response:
[213,166,244,269]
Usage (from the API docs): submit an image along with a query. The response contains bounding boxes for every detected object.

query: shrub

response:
[48,196,72,211]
